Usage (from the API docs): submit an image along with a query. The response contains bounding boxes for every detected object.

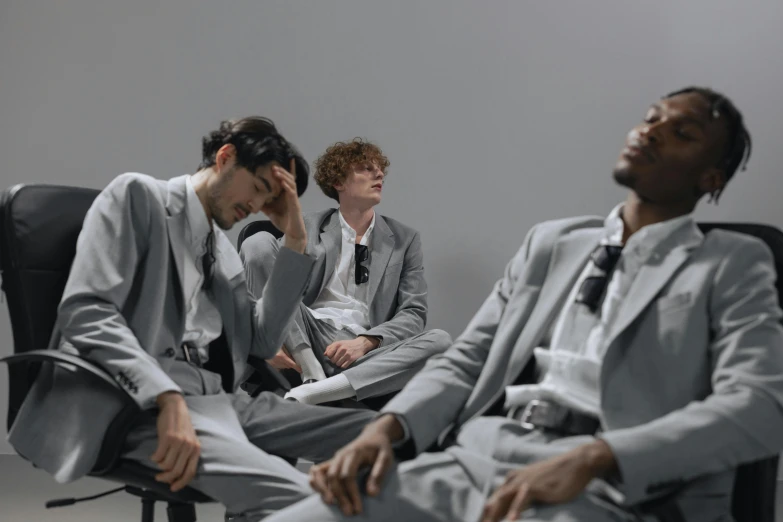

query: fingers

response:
[272,165,297,195]
[340,453,363,515]
[171,449,200,492]
[324,341,338,359]
[309,463,334,504]
[482,484,516,522]
[366,447,393,497]
[506,483,532,521]
[156,437,182,472]
[156,443,192,484]
[150,439,169,465]
[338,353,355,369]
[326,456,354,516]
[280,352,301,371]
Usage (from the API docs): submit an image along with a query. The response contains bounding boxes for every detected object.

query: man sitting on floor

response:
[241,138,451,406]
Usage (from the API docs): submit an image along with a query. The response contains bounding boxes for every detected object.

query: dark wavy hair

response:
[198,116,308,196]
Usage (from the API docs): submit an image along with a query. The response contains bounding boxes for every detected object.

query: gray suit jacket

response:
[7,173,315,482]
[246,209,428,346]
[382,216,783,516]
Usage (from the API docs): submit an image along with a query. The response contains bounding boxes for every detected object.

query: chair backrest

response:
[0,184,99,430]
[237,219,283,251]
[697,222,782,522]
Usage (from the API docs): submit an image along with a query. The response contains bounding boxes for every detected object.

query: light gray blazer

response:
[382,216,783,518]
[7,173,315,482]
[247,209,428,346]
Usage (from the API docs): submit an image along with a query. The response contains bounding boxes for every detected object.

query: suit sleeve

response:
[363,231,427,345]
[56,175,181,410]
[600,238,783,504]
[380,225,540,454]
[248,247,314,359]
[239,231,315,359]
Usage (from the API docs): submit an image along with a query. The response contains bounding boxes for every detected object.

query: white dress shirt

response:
[181,176,223,362]
[505,203,694,415]
[309,211,376,335]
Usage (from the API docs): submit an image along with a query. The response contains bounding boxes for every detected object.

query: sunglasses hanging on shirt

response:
[574,244,623,313]
[355,244,369,285]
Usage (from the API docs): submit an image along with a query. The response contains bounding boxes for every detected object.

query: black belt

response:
[178,344,203,367]
[508,399,601,436]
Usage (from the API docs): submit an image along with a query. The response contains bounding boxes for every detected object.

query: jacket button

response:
[165,347,176,357]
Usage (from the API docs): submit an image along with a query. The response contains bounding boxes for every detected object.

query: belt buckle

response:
[518,399,541,431]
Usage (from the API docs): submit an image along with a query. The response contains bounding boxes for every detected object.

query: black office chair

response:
[238,219,284,250]
[0,184,216,522]
[696,222,783,522]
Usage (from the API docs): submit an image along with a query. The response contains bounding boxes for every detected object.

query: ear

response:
[215,144,236,172]
[698,166,726,195]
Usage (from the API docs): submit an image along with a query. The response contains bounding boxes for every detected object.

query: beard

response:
[207,167,236,231]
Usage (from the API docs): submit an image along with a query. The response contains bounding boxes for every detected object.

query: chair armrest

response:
[245,355,292,396]
[1,350,123,392]
[1,349,141,475]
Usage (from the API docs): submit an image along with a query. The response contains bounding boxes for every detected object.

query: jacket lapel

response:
[604,221,704,347]
[165,176,189,337]
[367,216,394,306]
[503,228,604,384]
[317,213,341,294]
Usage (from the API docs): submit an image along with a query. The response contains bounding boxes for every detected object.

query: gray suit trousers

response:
[266,419,639,522]
[121,361,376,521]
[287,303,451,400]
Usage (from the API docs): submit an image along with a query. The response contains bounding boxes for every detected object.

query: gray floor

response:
[2,453,782,521]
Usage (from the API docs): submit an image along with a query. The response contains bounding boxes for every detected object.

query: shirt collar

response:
[337,210,376,245]
[185,175,213,249]
[604,202,694,251]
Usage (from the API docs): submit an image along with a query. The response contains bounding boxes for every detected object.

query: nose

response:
[639,121,664,145]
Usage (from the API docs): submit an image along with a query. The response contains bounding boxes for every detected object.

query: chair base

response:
[126,486,198,522]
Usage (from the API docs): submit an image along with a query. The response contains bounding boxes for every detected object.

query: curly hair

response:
[313,138,390,202]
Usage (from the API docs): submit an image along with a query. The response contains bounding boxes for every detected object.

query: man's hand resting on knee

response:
[151,391,201,492]
[480,439,618,522]
[308,414,404,516]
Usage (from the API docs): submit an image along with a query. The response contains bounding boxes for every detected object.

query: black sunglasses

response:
[355,244,369,285]
[574,245,623,313]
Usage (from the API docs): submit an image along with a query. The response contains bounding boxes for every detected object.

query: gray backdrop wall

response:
[1,0,782,454]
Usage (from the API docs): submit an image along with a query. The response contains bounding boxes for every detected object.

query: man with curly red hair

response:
[241,138,451,406]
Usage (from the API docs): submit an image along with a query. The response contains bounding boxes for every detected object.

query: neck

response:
[339,204,375,237]
[191,170,214,226]
[620,192,693,243]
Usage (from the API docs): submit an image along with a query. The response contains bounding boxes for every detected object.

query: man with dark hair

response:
[267,88,783,522]
[8,116,377,520]
[241,138,451,406]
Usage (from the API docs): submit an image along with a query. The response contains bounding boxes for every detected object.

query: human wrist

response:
[360,335,380,351]
[156,391,184,409]
[283,234,307,254]
[364,413,404,443]
[580,439,618,477]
